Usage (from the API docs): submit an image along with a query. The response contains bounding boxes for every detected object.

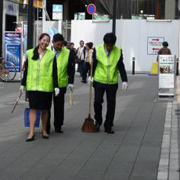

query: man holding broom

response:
[89,32,128,134]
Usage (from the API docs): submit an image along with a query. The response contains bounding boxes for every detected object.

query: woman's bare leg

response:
[41,110,48,136]
[27,109,36,138]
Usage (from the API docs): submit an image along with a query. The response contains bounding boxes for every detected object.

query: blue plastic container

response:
[24,108,41,128]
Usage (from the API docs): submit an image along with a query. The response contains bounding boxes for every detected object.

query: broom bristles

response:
[81,116,97,132]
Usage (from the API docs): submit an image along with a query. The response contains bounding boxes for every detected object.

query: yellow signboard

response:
[34,0,43,8]
[23,0,43,8]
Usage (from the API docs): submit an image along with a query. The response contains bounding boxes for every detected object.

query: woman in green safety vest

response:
[20,33,57,142]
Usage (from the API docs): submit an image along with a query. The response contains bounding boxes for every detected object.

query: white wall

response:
[71,20,180,72]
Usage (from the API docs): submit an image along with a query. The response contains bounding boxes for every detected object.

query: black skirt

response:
[27,91,52,110]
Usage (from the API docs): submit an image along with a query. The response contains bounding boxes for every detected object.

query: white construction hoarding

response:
[71,20,179,73]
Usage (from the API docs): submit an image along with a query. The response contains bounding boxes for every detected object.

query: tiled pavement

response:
[0,74,179,180]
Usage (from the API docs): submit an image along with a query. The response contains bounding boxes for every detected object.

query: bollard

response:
[176,58,179,76]
[132,57,135,75]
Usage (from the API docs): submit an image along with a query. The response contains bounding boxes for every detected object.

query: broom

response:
[11,90,23,114]
[81,60,97,132]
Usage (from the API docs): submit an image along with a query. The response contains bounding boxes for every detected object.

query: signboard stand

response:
[158,55,176,97]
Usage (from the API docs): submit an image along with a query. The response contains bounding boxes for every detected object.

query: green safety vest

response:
[94,44,121,84]
[26,48,55,92]
[56,47,70,88]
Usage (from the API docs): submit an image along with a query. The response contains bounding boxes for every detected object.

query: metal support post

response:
[0,0,4,60]
[132,57,135,75]
[112,0,117,35]
[176,58,179,76]
[26,0,34,101]
[27,0,34,49]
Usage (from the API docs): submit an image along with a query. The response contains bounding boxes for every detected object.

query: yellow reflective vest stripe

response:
[94,44,121,84]
[56,47,70,88]
[26,48,55,92]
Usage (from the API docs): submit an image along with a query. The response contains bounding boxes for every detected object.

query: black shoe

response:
[105,127,115,134]
[26,135,35,142]
[42,134,49,139]
[95,124,100,132]
[81,80,87,83]
[46,127,51,135]
[46,128,50,135]
[55,127,63,133]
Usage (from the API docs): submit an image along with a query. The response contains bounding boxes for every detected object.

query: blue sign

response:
[87,4,96,15]
[53,4,63,13]
[4,32,22,73]
[6,44,21,72]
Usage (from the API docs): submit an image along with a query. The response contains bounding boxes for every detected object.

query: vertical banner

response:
[4,32,22,73]
[158,55,176,96]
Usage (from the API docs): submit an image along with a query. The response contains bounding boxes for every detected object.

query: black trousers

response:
[82,62,90,81]
[77,60,85,76]
[47,87,66,133]
[94,81,118,129]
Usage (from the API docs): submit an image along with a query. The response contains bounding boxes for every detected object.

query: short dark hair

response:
[86,42,93,49]
[162,41,168,47]
[53,33,64,42]
[80,40,84,44]
[64,41,68,46]
[103,33,117,45]
[70,42,74,46]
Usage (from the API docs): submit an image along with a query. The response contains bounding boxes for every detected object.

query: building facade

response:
[0,0,179,58]
[46,0,179,20]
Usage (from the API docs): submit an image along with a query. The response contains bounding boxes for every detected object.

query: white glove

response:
[68,84,74,92]
[54,88,60,96]
[19,85,25,92]
[88,76,93,85]
[122,82,128,91]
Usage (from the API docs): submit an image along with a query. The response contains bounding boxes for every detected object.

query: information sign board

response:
[53,4,63,20]
[147,37,164,55]
[158,55,176,96]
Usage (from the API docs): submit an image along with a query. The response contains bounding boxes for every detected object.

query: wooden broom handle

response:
[89,61,93,116]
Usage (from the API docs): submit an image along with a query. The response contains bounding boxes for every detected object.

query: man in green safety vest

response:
[47,33,75,134]
[89,32,128,134]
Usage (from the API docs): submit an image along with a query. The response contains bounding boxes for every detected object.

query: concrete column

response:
[165,0,176,19]
[155,0,160,19]
[122,0,131,19]
[63,2,69,21]
[42,0,46,33]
